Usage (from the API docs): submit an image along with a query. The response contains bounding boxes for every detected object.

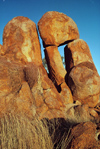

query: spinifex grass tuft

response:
[0,113,53,149]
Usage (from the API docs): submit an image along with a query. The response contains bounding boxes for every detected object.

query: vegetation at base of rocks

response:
[0,113,53,149]
[0,113,73,149]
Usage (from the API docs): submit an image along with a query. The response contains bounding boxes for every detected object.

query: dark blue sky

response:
[0,0,100,74]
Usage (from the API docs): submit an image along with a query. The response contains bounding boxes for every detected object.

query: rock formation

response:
[0,11,100,148]
[38,11,79,47]
[0,15,74,120]
[64,39,94,72]
[69,122,100,149]
[64,39,100,107]
[68,62,100,107]
[44,46,67,85]
[2,16,42,65]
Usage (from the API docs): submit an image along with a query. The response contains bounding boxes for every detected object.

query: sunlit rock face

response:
[0,56,24,97]
[2,16,42,65]
[68,62,100,107]
[64,39,94,73]
[0,44,3,55]
[70,122,99,149]
[64,38,100,108]
[0,11,100,127]
[38,11,79,47]
[44,46,67,86]
[0,15,74,120]
[24,62,73,119]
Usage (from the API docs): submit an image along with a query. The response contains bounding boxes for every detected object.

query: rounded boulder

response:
[38,11,79,47]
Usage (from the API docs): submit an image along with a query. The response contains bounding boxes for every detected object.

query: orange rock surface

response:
[64,39,94,72]
[24,62,73,119]
[0,56,35,118]
[0,56,24,97]
[2,16,42,65]
[68,62,100,107]
[38,11,79,47]
[70,122,99,149]
[45,46,67,85]
[0,44,3,55]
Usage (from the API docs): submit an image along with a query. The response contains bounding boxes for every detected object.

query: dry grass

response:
[0,112,73,149]
[0,113,53,149]
[43,118,73,149]
[55,126,73,149]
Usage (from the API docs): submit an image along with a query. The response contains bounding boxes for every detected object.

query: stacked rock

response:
[65,39,100,107]
[0,16,73,119]
[38,11,80,108]
[0,11,100,120]
[0,12,100,149]
[38,11,100,108]
[38,11,79,85]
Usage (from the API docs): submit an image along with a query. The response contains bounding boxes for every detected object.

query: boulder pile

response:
[0,11,100,148]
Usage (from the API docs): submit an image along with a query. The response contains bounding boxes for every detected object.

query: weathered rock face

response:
[0,56,36,118]
[64,38,100,107]
[0,44,3,55]
[45,46,67,85]
[2,16,42,65]
[0,56,24,97]
[38,11,79,47]
[0,44,2,49]
[0,83,36,119]
[0,55,69,119]
[13,81,36,118]
[0,14,75,120]
[69,122,99,149]
[64,39,94,73]
[63,102,100,124]
[60,82,73,105]
[68,62,100,107]
[24,62,73,119]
